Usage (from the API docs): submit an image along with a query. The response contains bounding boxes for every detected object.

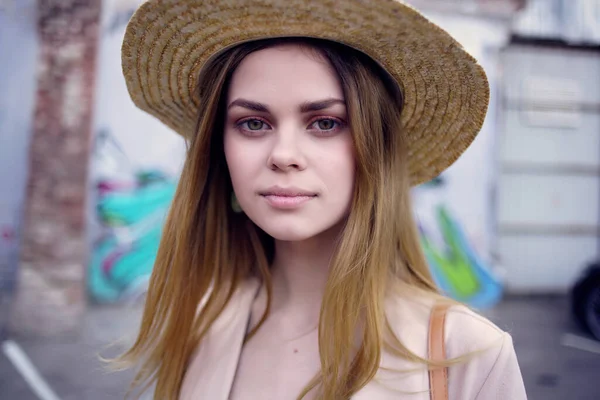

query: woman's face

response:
[224,44,355,241]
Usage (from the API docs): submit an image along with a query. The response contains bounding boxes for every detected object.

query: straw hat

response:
[122,0,489,186]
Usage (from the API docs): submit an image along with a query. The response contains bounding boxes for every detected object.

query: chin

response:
[258,223,320,242]
[243,207,346,243]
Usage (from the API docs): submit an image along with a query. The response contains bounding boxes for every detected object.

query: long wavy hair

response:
[113,38,447,400]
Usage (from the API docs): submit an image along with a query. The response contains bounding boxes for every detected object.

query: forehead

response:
[227,44,344,102]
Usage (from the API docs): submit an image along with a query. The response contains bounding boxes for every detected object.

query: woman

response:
[116,1,527,399]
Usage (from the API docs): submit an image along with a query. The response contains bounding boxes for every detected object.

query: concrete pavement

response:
[487,296,600,400]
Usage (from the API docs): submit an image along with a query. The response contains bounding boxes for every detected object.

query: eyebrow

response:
[300,98,345,113]
[227,98,346,113]
[228,99,269,112]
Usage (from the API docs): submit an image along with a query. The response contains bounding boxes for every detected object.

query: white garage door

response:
[497,44,600,293]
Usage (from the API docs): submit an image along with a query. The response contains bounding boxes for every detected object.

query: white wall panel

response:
[497,45,600,292]
[498,174,599,228]
[497,235,597,292]
[500,110,600,167]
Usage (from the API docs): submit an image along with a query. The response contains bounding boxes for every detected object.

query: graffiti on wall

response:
[89,0,185,303]
[420,205,503,309]
[88,129,176,303]
[416,175,502,309]
[88,171,175,303]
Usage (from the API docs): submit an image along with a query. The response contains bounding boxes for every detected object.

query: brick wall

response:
[9,0,101,337]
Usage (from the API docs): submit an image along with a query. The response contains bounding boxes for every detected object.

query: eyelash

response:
[236,117,346,136]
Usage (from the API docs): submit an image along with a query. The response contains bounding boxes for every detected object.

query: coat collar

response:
[179,278,260,400]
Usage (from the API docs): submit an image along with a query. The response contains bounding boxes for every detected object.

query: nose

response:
[267,128,307,172]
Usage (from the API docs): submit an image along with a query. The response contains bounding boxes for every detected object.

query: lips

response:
[259,186,317,197]
[259,186,317,209]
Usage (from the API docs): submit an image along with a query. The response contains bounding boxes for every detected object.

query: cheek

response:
[340,157,356,203]
[224,133,259,193]
[224,133,241,180]
[322,139,356,202]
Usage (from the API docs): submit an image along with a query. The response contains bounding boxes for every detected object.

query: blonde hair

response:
[113,38,451,399]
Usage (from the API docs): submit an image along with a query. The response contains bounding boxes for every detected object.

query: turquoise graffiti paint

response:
[88,171,175,303]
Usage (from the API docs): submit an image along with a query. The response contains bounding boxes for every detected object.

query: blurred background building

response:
[1,0,600,399]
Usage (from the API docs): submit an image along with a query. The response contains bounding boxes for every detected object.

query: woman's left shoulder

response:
[386,292,527,398]
[443,304,527,399]
[388,291,516,359]
[386,290,507,350]
[443,303,507,355]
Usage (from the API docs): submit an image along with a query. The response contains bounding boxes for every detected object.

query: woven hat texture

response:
[122,0,490,185]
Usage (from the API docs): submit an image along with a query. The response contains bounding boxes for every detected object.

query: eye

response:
[309,117,345,133]
[316,119,336,130]
[241,119,267,131]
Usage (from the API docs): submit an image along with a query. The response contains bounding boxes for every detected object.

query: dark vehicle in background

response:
[572,262,600,341]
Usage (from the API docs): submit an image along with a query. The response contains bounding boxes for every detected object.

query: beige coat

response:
[179,279,527,399]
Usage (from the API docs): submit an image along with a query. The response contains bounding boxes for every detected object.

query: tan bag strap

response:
[428,303,450,400]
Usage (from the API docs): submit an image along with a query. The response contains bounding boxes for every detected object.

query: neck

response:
[270,220,345,314]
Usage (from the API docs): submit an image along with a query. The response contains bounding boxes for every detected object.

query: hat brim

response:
[122,0,489,186]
